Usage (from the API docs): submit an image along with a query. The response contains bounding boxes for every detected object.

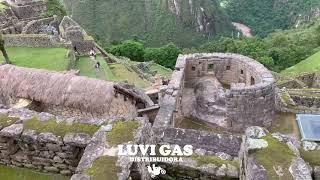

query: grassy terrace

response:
[106,121,139,146]
[281,51,320,75]
[148,63,172,79]
[2,47,69,71]
[0,165,69,180]
[23,117,100,137]
[76,56,150,88]
[76,55,115,80]
[254,135,295,180]
[109,63,150,88]
[85,156,119,180]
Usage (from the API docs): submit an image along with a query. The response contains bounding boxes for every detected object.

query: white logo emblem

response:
[147,164,166,178]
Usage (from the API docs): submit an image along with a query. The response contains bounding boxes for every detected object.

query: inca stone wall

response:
[10,1,47,19]
[3,34,64,47]
[0,108,92,176]
[154,127,242,157]
[154,53,275,132]
[21,17,55,34]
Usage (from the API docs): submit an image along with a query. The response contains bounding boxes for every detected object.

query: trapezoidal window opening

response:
[251,76,255,85]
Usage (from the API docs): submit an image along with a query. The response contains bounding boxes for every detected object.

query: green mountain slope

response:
[62,0,232,47]
[281,51,320,75]
[223,0,320,36]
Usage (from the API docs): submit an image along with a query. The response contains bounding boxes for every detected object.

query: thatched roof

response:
[0,65,152,117]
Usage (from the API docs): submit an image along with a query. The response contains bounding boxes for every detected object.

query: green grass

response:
[84,156,119,180]
[148,63,172,79]
[23,117,99,137]
[175,117,239,135]
[109,63,150,88]
[76,56,150,88]
[0,114,19,128]
[106,121,139,146]
[300,149,320,167]
[76,55,115,80]
[254,135,295,180]
[191,155,239,169]
[1,47,68,71]
[281,51,320,75]
[0,165,69,180]
[269,113,299,137]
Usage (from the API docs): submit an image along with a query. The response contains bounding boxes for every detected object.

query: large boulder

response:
[190,76,227,127]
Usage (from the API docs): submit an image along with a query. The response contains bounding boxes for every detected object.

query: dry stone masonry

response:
[155,53,275,132]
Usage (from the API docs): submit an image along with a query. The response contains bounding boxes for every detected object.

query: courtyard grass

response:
[281,51,320,75]
[23,117,100,137]
[0,165,69,180]
[1,47,69,71]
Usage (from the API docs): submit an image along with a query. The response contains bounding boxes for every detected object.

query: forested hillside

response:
[222,0,320,36]
[199,21,320,72]
[62,0,232,47]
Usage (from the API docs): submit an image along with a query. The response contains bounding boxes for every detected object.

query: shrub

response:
[42,0,66,17]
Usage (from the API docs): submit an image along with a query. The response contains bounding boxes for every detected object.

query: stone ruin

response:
[155,53,275,132]
[0,0,97,56]
[0,51,319,179]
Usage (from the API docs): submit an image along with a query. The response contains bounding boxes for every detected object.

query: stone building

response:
[155,53,275,132]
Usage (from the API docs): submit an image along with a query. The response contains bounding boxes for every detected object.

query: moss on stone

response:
[23,117,99,137]
[0,114,19,128]
[254,135,295,180]
[280,91,292,106]
[84,156,120,180]
[300,149,320,167]
[106,121,139,146]
[0,2,7,11]
[191,155,239,170]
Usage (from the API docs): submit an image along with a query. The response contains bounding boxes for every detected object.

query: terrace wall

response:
[0,108,93,176]
[3,34,64,47]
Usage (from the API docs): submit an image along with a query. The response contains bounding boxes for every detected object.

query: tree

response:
[0,33,10,64]
[109,40,145,62]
